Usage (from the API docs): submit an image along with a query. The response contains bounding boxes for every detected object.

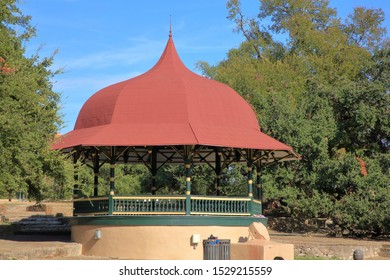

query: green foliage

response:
[332,154,390,236]
[0,0,71,202]
[343,7,387,51]
[147,165,215,195]
[75,161,249,199]
[199,0,390,236]
[219,164,248,196]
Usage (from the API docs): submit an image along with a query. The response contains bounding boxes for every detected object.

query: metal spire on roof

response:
[169,15,172,37]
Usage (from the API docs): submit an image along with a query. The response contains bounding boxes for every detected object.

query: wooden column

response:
[109,147,116,195]
[151,147,157,195]
[93,152,100,197]
[215,149,222,196]
[247,161,253,198]
[246,149,254,215]
[184,145,193,216]
[73,152,80,199]
[185,160,192,215]
[256,162,262,201]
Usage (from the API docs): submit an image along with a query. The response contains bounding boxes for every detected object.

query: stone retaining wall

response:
[294,242,383,260]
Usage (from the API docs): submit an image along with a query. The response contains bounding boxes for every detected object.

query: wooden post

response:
[108,147,116,215]
[73,152,80,200]
[256,163,262,202]
[247,165,253,198]
[93,152,100,197]
[247,149,254,215]
[72,151,80,217]
[215,149,222,196]
[185,160,192,215]
[108,194,114,215]
[109,147,116,195]
[151,147,157,195]
[184,145,193,216]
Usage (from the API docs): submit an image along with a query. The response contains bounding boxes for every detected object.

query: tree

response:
[0,0,71,202]
[198,0,389,236]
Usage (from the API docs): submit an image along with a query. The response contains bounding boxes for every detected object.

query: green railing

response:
[190,196,251,215]
[73,197,110,215]
[112,196,186,215]
[74,195,262,217]
[252,199,262,216]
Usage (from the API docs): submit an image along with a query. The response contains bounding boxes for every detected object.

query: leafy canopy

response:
[0,0,72,202]
[198,0,389,236]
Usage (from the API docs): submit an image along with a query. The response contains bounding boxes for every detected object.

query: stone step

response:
[5,212,46,223]
[12,216,71,234]
[379,246,390,257]
[378,253,390,257]
[16,216,64,223]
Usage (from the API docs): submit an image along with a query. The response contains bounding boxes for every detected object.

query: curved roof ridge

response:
[146,36,192,76]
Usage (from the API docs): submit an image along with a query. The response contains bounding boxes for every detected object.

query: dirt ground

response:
[268,230,390,260]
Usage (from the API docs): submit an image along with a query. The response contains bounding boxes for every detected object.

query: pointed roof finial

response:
[169,15,172,37]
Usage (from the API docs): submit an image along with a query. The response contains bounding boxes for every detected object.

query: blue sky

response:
[20,0,390,134]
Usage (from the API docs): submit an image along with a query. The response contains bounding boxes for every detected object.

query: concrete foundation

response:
[71,222,294,260]
[231,240,294,260]
[72,225,249,259]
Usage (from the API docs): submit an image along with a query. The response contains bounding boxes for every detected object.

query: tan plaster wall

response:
[72,225,253,260]
[231,239,294,260]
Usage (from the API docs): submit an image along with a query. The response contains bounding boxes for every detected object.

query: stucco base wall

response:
[231,240,294,260]
[72,224,254,260]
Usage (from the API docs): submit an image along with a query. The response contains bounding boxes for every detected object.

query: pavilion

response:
[53,31,298,259]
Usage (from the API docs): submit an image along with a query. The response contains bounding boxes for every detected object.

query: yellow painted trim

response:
[248,180,253,185]
[191,212,251,216]
[186,177,191,182]
[185,164,191,168]
[113,196,185,200]
[74,197,109,202]
[191,196,250,201]
[112,212,186,215]
[249,193,253,197]
[74,212,109,216]
[185,191,191,195]
[253,199,262,204]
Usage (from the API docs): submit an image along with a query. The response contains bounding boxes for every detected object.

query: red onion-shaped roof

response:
[53,35,295,155]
